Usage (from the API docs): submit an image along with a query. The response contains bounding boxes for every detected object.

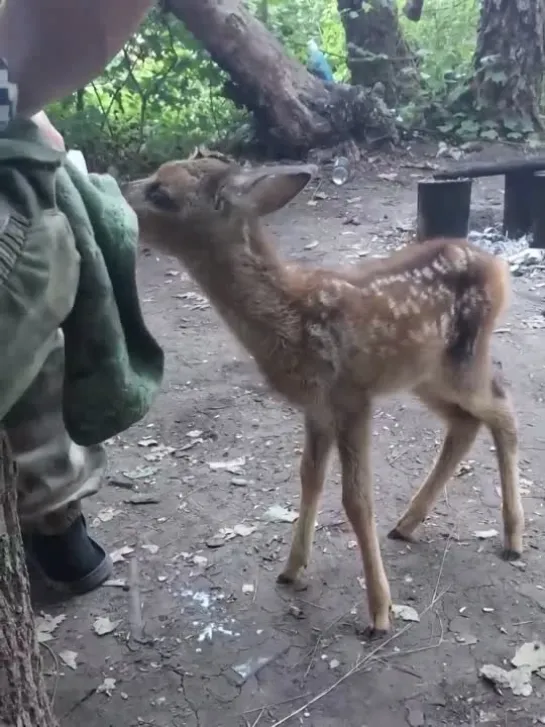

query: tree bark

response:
[473,0,545,130]
[163,0,398,156]
[337,0,416,106]
[0,432,58,727]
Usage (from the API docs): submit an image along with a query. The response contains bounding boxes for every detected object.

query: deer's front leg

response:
[278,415,333,584]
[337,406,391,636]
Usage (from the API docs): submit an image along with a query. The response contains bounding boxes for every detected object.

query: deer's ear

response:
[222,164,317,216]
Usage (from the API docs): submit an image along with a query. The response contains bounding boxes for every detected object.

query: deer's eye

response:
[145,181,178,211]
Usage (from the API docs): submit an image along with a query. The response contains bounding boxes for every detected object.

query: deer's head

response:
[124,158,317,259]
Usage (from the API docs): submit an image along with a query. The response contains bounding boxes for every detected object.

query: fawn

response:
[125,159,524,636]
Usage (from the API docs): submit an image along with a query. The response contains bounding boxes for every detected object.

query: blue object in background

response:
[307,40,334,83]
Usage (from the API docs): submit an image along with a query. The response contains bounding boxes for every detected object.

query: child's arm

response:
[0,0,154,116]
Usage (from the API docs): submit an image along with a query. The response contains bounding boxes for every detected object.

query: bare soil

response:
[35,142,545,727]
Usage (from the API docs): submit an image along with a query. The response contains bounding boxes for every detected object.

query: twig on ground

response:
[40,641,60,705]
[128,556,144,643]
[432,532,452,603]
[242,693,313,716]
[269,587,448,727]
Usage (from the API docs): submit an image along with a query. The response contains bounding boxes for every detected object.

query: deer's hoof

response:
[276,571,295,585]
[387,527,414,542]
[356,624,390,641]
[502,547,522,562]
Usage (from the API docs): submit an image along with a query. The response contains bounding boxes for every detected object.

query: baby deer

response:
[125,159,524,636]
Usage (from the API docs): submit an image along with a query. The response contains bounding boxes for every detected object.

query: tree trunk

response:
[337,0,416,106]
[0,433,58,727]
[473,0,545,130]
[163,0,398,156]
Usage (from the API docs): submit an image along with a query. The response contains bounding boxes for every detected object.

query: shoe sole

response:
[26,541,114,597]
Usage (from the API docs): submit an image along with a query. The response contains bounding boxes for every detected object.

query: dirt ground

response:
[36,143,545,727]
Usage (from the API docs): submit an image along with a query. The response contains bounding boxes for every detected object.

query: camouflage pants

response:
[0,201,106,535]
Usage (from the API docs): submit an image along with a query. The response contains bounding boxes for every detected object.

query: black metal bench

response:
[416,157,545,247]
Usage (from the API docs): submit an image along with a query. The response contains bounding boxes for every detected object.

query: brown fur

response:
[125,159,524,635]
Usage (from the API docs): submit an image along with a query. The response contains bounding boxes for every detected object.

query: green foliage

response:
[48,8,247,175]
[45,0,542,174]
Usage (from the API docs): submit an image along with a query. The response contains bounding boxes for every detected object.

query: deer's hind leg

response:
[461,370,524,559]
[278,415,334,584]
[389,394,481,542]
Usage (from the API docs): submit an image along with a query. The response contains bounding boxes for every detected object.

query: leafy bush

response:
[45,0,533,174]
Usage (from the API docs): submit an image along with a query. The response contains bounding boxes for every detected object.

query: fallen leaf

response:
[233,523,257,537]
[455,461,474,477]
[304,240,319,250]
[93,507,120,525]
[264,505,299,523]
[230,477,248,487]
[208,456,246,473]
[474,529,499,540]
[35,613,66,643]
[59,650,78,670]
[288,604,305,619]
[480,663,532,697]
[137,438,158,447]
[93,617,120,636]
[143,444,176,462]
[141,543,159,554]
[104,578,127,588]
[123,465,158,480]
[512,642,545,672]
[329,658,340,669]
[110,545,134,563]
[378,172,398,181]
[206,522,257,548]
[392,604,420,623]
[97,677,117,696]
[192,554,208,567]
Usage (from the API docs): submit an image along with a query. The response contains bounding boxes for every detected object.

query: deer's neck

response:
[186,233,300,363]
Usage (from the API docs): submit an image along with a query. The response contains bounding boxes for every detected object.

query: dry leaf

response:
[480,664,532,697]
[192,554,208,567]
[455,461,474,477]
[93,616,120,636]
[138,438,158,447]
[93,507,120,525]
[474,529,499,540]
[141,543,159,555]
[208,456,246,473]
[97,677,117,696]
[392,604,420,623]
[59,650,78,670]
[110,545,134,563]
[304,241,319,250]
[35,613,66,643]
[206,522,256,547]
[104,578,127,588]
[512,642,545,672]
[264,505,299,523]
[233,523,257,537]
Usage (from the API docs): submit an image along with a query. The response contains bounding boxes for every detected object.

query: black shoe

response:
[24,515,113,596]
